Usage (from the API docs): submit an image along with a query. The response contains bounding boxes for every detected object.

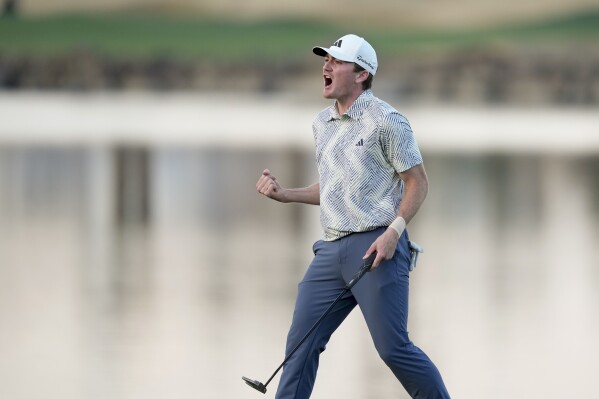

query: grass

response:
[0,9,598,61]
[0,14,341,60]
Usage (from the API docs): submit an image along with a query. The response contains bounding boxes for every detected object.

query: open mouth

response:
[324,75,332,88]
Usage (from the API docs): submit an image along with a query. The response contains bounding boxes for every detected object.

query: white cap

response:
[313,34,378,76]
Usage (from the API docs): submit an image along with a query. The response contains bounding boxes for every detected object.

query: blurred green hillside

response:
[1,10,598,104]
[1,10,598,61]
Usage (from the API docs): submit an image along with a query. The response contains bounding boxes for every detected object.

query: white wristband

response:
[388,217,406,238]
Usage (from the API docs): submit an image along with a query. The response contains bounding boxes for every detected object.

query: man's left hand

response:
[363,228,399,269]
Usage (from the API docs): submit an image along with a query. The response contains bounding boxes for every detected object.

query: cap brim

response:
[312,46,354,62]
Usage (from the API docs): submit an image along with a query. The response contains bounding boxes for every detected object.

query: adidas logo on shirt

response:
[355,138,364,146]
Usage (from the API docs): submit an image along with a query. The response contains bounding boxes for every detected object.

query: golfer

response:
[256,34,450,399]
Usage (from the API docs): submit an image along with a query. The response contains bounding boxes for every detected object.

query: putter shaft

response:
[242,252,377,392]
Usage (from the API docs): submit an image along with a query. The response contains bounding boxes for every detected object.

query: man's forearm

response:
[395,163,429,227]
[281,182,320,205]
[397,176,427,224]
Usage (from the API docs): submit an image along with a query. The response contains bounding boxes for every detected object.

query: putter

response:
[242,251,378,394]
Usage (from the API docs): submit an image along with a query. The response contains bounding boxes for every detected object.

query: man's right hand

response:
[256,169,287,202]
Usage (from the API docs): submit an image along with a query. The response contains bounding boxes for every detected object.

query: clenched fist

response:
[256,169,287,202]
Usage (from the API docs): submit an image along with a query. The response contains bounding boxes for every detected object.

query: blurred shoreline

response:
[1,90,598,154]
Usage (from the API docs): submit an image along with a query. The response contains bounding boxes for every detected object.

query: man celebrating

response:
[256,34,450,399]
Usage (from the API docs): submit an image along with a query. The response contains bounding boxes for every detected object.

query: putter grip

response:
[364,251,377,268]
[346,251,377,289]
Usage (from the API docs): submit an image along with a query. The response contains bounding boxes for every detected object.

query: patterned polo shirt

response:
[313,90,423,241]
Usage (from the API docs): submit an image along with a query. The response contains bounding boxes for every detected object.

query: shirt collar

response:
[327,90,374,121]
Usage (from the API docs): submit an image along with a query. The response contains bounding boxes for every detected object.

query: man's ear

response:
[355,70,370,84]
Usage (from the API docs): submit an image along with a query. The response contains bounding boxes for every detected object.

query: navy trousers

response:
[274,228,450,399]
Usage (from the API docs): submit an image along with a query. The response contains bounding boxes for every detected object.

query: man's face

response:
[322,54,362,101]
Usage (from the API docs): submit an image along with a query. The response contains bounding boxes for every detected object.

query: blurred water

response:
[1,111,598,399]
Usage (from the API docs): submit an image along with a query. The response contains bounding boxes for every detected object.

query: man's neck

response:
[335,89,366,116]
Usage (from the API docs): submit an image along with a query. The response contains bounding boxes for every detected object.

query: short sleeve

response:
[379,112,423,173]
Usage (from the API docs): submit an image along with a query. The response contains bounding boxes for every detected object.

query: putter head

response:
[242,376,267,394]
